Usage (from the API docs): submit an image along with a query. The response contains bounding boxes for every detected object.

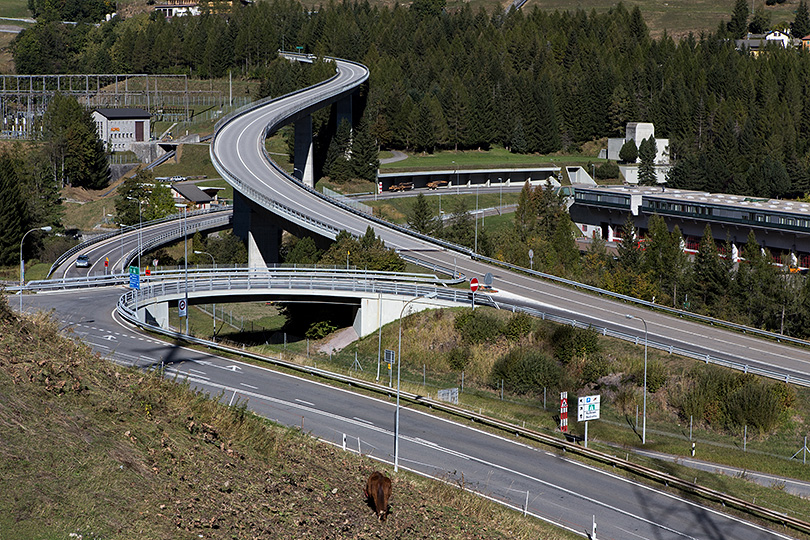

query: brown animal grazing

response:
[364,471,392,521]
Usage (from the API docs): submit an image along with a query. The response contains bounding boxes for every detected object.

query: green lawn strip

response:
[367,192,520,225]
[380,147,603,171]
[152,143,220,181]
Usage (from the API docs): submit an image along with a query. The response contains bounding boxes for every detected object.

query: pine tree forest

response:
[13,0,810,337]
[12,0,810,198]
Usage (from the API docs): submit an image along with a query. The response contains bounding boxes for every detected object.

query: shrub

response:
[491,347,563,394]
[447,347,471,371]
[725,382,782,433]
[551,326,600,365]
[503,312,533,341]
[674,366,792,432]
[581,354,611,385]
[304,320,336,339]
[630,359,668,393]
[595,161,620,180]
[454,309,503,344]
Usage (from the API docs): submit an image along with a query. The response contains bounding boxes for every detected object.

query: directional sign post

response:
[470,277,479,310]
[129,265,140,322]
[577,395,601,448]
[128,265,140,290]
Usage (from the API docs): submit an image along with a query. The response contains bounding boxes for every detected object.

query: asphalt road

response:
[210,57,810,385]
[16,287,798,540]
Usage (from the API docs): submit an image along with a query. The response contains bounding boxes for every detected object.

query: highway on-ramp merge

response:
[19,288,799,540]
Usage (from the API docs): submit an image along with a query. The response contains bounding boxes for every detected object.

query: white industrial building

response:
[92,108,151,152]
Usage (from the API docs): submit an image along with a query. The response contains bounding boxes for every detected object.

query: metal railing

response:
[111,283,810,538]
[26,266,461,293]
[47,205,232,278]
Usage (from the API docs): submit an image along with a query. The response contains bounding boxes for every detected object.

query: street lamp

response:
[474,185,479,253]
[19,226,52,311]
[626,314,648,445]
[126,196,145,272]
[395,291,438,472]
[194,250,216,339]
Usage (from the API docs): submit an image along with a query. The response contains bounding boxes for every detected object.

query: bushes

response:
[674,366,793,433]
[629,359,668,393]
[503,312,533,341]
[594,161,620,180]
[551,326,600,365]
[454,309,503,344]
[491,347,563,394]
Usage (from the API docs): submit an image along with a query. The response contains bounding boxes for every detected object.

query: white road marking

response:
[240,383,258,390]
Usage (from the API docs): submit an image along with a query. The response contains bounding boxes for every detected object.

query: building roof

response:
[173,182,213,204]
[93,108,151,120]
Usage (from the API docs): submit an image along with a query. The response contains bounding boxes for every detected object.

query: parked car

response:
[75,255,91,268]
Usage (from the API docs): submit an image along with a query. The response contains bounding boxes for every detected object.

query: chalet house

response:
[735,30,793,55]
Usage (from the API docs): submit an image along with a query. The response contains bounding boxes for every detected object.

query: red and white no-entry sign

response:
[470,277,479,292]
[178,299,187,317]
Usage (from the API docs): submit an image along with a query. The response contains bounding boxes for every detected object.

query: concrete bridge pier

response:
[294,115,314,188]
[233,191,283,267]
[336,95,352,131]
[144,301,169,329]
[352,294,455,338]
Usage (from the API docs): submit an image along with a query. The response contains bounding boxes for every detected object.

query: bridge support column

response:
[353,296,444,338]
[144,301,169,329]
[336,95,352,131]
[233,191,283,267]
[294,115,314,188]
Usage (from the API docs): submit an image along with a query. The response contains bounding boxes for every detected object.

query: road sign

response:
[470,277,479,292]
[104,257,108,268]
[560,391,568,432]
[128,265,140,290]
[483,272,493,288]
[178,298,187,317]
[577,395,601,422]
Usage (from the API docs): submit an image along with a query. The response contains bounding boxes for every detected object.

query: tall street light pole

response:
[395,291,438,472]
[20,226,52,311]
[626,314,648,445]
[194,250,216,339]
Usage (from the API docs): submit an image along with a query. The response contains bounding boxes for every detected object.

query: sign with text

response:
[577,395,601,422]
[128,265,140,290]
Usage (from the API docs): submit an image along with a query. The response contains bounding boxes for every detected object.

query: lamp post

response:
[194,250,216,339]
[395,291,438,472]
[626,314,648,445]
[20,226,52,311]
[474,185,479,253]
[126,196,145,272]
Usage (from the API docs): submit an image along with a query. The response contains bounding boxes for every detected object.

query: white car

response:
[75,255,91,268]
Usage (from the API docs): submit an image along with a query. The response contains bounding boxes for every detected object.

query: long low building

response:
[569,184,810,267]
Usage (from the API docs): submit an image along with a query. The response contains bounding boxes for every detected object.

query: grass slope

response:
[0,295,576,540]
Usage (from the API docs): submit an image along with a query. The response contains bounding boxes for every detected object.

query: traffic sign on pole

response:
[577,395,601,421]
[470,277,479,292]
[560,391,568,433]
[128,265,140,290]
[178,298,187,317]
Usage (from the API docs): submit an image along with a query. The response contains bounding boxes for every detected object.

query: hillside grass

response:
[0,293,580,540]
